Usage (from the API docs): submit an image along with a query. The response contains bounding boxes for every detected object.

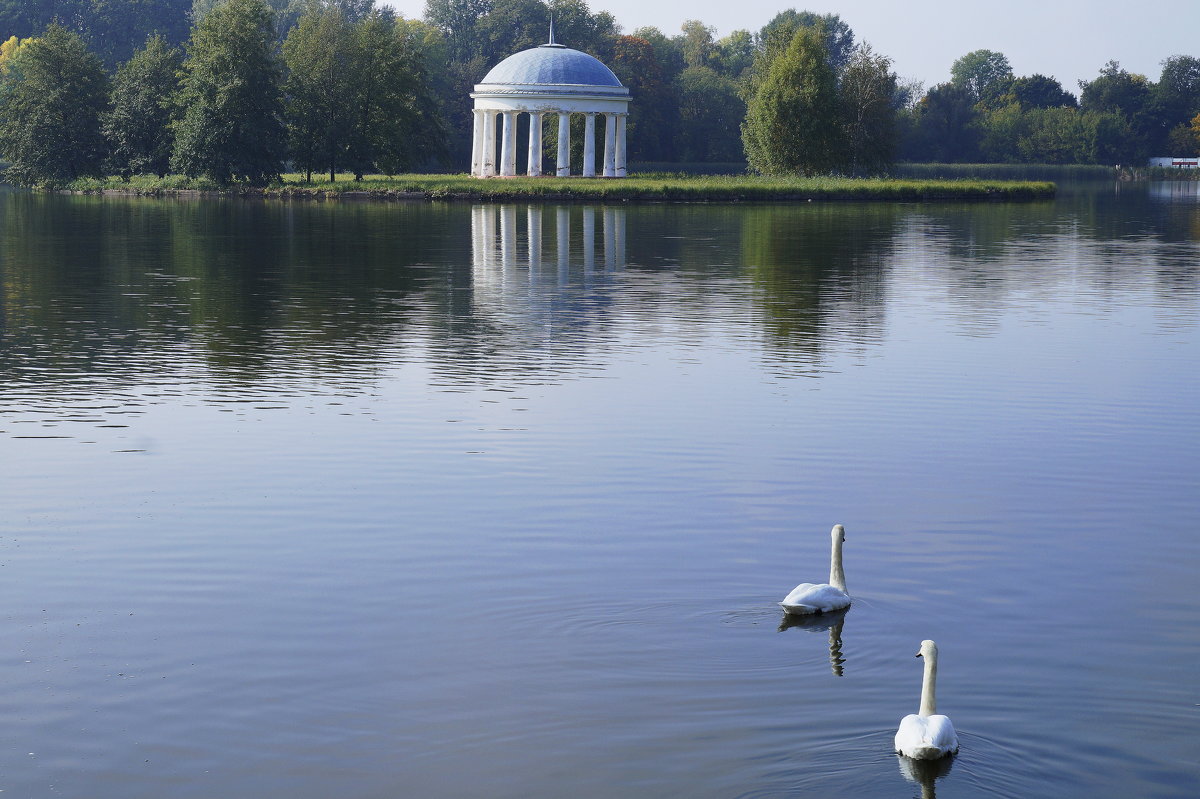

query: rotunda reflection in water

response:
[470,204,627,285]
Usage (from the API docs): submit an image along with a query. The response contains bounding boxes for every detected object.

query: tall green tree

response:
[172,0,286,184]
[1084,109,1134,163]
[1006,74,1076,110]
[742,25,840,175]
[104,34,182,177]
[423,0,493,62]
[908,83,982,162]
[1150,55,1200,152]
[610,33,677,162]
[977,102,1026,162]
[950,49,1013,108]
[282,4,357,181]
[838,43,898,174]
[1017,107,1089,163]
[1154,55,1200,121]
[678,19,716,70]
[1079,61,1153,160]
[756,10,854,75]
[0,23,108,185]
[344,9,446,177]
[676,65,744,162]
[714,29,754,82]
[1079,60,1152,116]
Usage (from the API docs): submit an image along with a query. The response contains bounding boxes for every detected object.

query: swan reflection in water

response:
[777,606,848,676]
[897,750,954,799]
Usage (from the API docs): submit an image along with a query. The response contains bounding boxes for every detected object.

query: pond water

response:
[1,182,1197,798]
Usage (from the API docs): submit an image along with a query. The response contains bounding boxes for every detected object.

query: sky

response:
[384,0,1200,94]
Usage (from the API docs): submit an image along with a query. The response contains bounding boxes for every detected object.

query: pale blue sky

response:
[384,0,1200,93]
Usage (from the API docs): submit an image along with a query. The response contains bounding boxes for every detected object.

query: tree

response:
[546,0,618,62]
[392,16,449,169]
[172,0,286,184]
[756,10,854,76]
[910,83,981,162]
[193,0,326,41]
[838,42,898,173]
[1084,109,1134,164]
[1150,55,1200,152]
[1079,61,1152,116]
[343,9,446,177]
[423,0,493,61]
[678,19,716,70]
[104,34,182,177]
[742,26,840,175]
[1154,55,1200,122]
[629,25,683,78]
[676,66,744,162]
[0,24,108,186]
[282,5,357,181]
[950,49,1013,108]
[0,34,32,74]
[1006,74,1076,110]
[610,34,677,162]
[1165,118,1198,155]
[1017,107,1089,163]
[0,0,190,67]
[1079,61,1153,159]
[713,29,754,83]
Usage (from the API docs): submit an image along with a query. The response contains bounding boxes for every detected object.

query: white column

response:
[527,113,543,177]
[556,112,571,177]
[603,114,616,177]
[582,114,597,177]
[615,114,628,178]
[500,112,516,177]
[470,109,484,177]
[482,111,497,177]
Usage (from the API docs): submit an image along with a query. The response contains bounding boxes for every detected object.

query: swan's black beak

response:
[915,652,923,658]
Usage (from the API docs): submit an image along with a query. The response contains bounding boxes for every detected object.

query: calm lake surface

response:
[1,181,1197,798]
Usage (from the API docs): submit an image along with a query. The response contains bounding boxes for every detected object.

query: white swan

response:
[895,640,959,760]
[779,524,851,615]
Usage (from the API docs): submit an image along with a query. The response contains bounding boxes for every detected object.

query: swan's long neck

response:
[829,530,846,593]
[919,648,938,717]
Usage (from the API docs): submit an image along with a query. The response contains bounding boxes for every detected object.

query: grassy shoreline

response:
[58,173,1057,202]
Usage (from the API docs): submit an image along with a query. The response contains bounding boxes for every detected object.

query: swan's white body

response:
[895,640,959,760]
[780,525,850,615]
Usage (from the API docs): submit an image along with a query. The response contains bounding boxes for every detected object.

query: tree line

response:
[0,0,442,186]
[901,49,1200,165]
[1,0,1198,186]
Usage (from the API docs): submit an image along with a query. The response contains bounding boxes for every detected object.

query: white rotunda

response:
[470,26,630,178]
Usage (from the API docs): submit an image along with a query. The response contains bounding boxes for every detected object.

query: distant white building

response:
[1148,157,1200,169]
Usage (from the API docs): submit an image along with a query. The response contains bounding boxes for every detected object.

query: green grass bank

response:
[62,172,1057,202]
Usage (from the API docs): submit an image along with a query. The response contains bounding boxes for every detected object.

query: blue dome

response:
[481,44,624,88]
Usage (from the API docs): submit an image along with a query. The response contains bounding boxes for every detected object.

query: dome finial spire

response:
[539,12,564,47]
